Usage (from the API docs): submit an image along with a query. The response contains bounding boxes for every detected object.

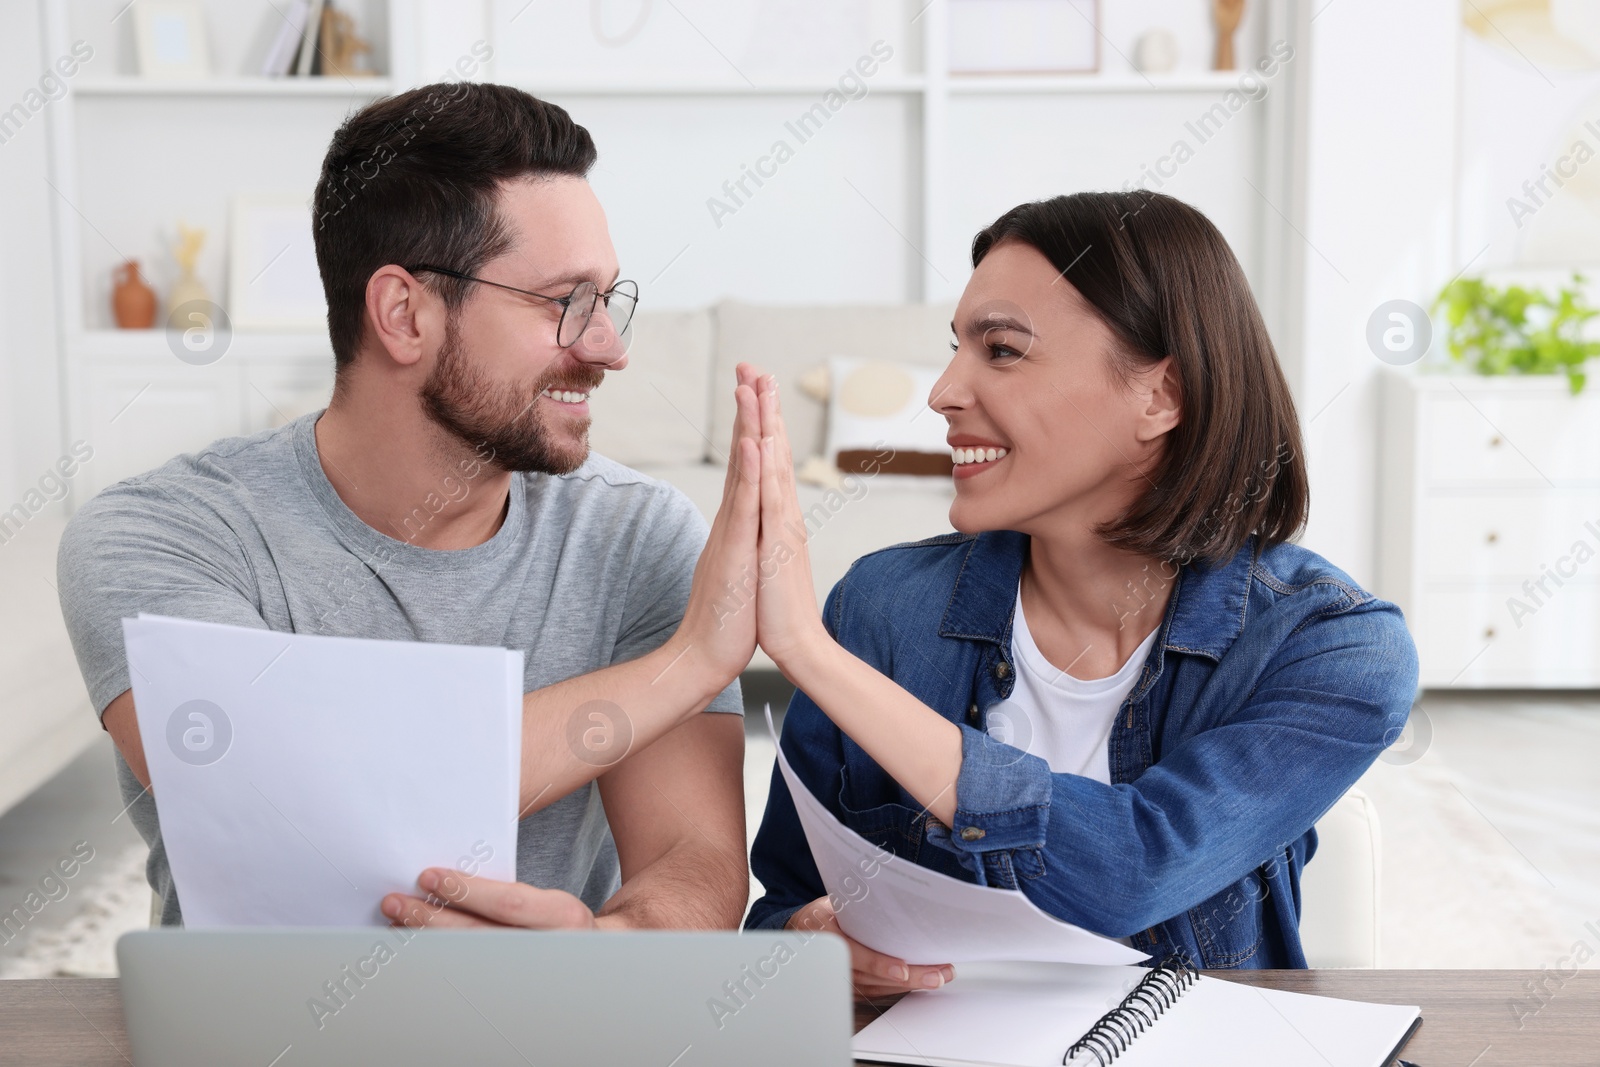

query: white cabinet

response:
[67,335,334,505]
[1378,371,1600,688]
[76,360,241,500]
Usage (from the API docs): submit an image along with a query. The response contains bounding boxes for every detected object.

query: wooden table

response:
[3,971,1595,1064]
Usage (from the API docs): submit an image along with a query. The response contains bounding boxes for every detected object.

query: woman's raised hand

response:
[753,373,829,672]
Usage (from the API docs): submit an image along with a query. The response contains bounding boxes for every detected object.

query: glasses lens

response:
[557,281,599,348]
[605,281,639,340]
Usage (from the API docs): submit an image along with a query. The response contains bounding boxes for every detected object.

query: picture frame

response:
[133,1,212,79]
[228,195,327,332]
[948,0,1101,76]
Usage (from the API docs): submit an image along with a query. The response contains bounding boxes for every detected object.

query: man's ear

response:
[362,266,441,370]
[1132,355,1182,443]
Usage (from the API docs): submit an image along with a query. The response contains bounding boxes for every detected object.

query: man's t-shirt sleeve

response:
[612,481,743,716]
[56,478,268,718]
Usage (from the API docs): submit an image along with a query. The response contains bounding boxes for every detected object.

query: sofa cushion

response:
[826,356,955,476]
[709,301,957,463]
[587,309,714,467]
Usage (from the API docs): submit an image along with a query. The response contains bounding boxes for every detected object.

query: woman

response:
[741,190,1417,995]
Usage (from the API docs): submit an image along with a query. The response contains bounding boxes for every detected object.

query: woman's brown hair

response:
[972,190,1308,566]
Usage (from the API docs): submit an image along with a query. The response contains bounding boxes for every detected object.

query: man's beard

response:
[419,317,602,475]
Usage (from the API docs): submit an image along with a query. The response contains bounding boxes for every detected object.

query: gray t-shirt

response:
[56,411,741,926]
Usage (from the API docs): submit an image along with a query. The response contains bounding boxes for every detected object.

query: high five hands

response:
[676,361,833,677]
[656,362,830,686]
[749,364,833,670]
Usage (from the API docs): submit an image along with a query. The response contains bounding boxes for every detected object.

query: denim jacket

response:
[745,531,1417,970]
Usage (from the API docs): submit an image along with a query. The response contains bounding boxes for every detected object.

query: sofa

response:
[0,513,101,817]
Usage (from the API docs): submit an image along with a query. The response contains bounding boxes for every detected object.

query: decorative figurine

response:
[321,6,374,77]
[1213,0,1246,70]
[169,223,210,310]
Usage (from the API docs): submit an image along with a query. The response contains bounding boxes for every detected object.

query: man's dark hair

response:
[972,191,1309,565]
[312,82,596,371]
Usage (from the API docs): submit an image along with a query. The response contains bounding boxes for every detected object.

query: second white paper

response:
[767,706,1146,966]
[125,615,523,928]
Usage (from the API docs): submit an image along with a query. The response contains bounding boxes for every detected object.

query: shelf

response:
[501,75,927,96]
[498,71,1252,98]
[947,71,1256,94]
[70,330,332,362]
[72,76,394,98]
[64,72,1256,103]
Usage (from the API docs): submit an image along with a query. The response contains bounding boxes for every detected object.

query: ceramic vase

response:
[113,260,157,329]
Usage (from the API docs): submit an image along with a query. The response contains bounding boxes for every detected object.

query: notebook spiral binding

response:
[1061,955,1199,1066]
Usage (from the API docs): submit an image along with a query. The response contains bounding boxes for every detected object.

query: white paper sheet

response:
[124,614,522,927]
[766,706,1146,966]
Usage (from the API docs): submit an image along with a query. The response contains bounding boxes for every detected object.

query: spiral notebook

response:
[853,958,1421,1067]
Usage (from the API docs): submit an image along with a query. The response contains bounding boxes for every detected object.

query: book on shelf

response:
[261,0,310,77]
[295,0,328,76]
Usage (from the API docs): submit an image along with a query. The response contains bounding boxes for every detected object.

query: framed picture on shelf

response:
[949,0,1101,75]
[133,1,212,79]
[228,195,327,332]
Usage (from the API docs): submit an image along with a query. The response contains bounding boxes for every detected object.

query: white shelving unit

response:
[71,77,399,96]
[42,0,1300,504]
[944,72,1252,93]
[494,76,931,95]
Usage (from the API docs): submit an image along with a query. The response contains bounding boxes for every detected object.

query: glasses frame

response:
[405,264,638,348]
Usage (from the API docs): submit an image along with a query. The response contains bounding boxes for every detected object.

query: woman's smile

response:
[949,440,1010,479]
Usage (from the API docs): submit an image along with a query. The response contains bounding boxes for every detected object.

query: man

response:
[57,82,765,930]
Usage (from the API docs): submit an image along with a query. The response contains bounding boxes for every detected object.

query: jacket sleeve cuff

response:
[943,724,1053,852]
[745,900,805,932]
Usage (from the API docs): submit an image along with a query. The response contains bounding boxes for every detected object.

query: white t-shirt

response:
[984,584,1160,784]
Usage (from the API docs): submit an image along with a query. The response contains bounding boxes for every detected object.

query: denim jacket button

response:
[967,702,980,724]
[959,826,986,842]
[994,661,1012,680]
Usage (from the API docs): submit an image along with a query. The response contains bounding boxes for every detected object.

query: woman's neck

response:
[1019,527,1175,681]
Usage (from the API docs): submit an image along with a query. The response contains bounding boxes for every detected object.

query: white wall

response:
[933,85,1272,296]
[0,0,66,511]
[1456,17,1600,272]
[580,90,920,307]
[1291,0,1460,588]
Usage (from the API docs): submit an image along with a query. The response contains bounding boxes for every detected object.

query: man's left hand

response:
[382,869,598,930]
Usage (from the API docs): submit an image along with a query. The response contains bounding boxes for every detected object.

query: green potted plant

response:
[1432,273,1600,395]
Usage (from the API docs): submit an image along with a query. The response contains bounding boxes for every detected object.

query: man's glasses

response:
[405,264,639,349]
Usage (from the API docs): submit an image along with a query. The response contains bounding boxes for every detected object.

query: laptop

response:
[117,928,852,1066]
